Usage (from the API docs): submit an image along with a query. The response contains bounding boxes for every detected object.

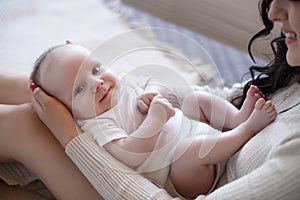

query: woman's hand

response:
[30,86,78,148]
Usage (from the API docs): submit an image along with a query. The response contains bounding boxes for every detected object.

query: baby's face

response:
[40,45,120,119]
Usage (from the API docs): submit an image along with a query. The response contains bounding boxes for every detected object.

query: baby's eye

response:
[92,66,101,75]
[75,85,84,95]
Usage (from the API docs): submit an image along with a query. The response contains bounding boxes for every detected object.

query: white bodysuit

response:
[77,84,216,189]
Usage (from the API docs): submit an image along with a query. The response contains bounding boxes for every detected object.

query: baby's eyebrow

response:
[94,60,102,66]
[94,63,102,67]
[85,61,101,70]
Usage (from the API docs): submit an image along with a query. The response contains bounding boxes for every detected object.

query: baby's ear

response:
[66,40,72,44]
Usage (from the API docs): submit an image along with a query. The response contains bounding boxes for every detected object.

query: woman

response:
[0,0,299,199]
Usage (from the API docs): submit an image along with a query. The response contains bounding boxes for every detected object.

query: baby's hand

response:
[137,91,159,114]
[148,95,175,122]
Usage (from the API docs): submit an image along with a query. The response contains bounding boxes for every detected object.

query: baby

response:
[31,43,276,198]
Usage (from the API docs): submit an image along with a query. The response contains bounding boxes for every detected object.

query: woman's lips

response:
[282,28,297,45]
[285,35,297,45]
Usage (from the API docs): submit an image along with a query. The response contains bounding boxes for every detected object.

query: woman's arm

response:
[66,133,178,200]
[31,86,177,199]
[0,74,31,104]
[31,87,77,148]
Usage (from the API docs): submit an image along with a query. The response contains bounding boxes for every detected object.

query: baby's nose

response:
[94,79,104,93]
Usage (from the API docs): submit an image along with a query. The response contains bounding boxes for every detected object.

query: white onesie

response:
[77,83,215,190]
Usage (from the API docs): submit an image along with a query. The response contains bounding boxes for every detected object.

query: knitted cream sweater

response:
[66,82,300,200]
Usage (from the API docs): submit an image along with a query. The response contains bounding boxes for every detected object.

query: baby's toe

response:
[262,100,273,110]
[255,98,266,110]
[248,85,259,96]
[266,104,275,113]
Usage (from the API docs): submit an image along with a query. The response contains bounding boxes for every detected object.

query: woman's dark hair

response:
[236,0,300,108]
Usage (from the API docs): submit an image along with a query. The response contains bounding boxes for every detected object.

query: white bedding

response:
[0,0,219,86]
[0,0,130,75]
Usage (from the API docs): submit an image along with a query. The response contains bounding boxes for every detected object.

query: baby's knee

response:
[182,93,197,110]
[182,92,196,103]
[183,91,210,105]
[181,94,198,119]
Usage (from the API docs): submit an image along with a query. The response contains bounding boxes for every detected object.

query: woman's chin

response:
[287,52,300,67]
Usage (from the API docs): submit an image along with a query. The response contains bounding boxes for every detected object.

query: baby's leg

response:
[181,91,235,127]
[181,91,240,129]
[0,104,102,200]
[181,86,262,129]
[170,136,216,198]
[170,99,276,198]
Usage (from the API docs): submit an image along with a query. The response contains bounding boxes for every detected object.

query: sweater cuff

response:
[65,133,177,200]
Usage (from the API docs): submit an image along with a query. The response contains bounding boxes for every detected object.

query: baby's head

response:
[31,43,120,119]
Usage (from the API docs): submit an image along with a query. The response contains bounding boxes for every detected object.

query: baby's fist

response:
[149,95,175,122]
[137,91,159,114]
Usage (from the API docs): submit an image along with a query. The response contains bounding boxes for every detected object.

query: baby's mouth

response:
[99,87,110,102]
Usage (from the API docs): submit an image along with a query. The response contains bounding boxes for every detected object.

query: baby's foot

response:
[244,98,277,134]
[237,85,263,124]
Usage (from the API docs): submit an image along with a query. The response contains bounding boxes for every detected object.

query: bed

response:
[0,0,265,199]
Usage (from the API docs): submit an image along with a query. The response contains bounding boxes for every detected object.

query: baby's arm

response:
[104,95,175,168]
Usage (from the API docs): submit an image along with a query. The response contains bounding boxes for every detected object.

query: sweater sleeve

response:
[195,129,300,200]
[65,116,300,200]
[65,132,179,200]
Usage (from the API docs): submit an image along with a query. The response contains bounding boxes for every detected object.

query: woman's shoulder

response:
[269,82,300,113]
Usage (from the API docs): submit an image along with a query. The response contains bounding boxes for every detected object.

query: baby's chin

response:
[73,110,97,120]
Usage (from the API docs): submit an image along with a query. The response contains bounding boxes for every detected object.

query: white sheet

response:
[0,0,131,75]
[0,0,219,88]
